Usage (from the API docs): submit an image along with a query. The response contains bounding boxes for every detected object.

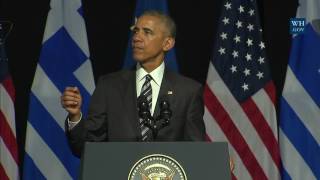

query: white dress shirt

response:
[68,61,165,129]
[136,61,164,116]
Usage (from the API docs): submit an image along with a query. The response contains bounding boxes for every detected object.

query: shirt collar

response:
[136,61,165,86]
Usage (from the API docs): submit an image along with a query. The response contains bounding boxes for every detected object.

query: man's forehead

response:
[135,15,162,27]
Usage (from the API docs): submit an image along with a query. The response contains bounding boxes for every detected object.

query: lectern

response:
[80,142,231,180]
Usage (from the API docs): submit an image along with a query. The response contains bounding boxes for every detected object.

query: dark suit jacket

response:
[67,68,206,157]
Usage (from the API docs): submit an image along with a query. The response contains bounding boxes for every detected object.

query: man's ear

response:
[163,37,175,52]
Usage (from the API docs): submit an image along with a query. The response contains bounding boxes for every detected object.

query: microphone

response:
[159,98,172,126]
[137,95,154,140]
[137,95,172,140]
[154,96,171,132]
[137,95,151,120]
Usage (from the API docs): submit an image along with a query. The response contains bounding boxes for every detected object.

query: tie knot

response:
[145,74,152,82]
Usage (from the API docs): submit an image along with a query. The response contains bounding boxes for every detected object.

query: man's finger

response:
[62,100,79,107]
[63,91,81,100]
[62,93,81,100]
[65,86,80,94]
[72,87,80,94]
[62,96,80,103]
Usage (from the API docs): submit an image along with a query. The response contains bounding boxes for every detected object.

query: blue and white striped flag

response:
[279,0,320,179]
[23,0,95,179]
[122,0,179,71]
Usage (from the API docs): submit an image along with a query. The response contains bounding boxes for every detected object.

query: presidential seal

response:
[128,154,187,180]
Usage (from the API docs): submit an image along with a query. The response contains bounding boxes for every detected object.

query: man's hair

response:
[140,10,176,38]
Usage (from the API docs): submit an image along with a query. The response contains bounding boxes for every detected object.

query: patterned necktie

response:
[140,74,152,141]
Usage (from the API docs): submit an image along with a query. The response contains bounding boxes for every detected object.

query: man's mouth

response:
[133,46,143,51]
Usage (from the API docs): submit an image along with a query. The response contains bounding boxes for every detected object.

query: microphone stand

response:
[138,96,171,140]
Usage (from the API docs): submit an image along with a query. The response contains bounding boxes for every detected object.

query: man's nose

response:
[132,32,142,42]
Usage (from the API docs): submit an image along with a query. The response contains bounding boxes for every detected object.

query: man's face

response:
[131,15,170,64]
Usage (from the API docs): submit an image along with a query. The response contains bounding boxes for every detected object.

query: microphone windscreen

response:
[159,95,170,109]
[137,95,150,112]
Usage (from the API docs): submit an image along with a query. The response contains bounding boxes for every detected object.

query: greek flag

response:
[23,0,95,179]
[122,0,179,71]
[279,0,320,179]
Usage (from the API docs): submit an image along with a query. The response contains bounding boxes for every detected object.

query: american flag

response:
[203,0,280,179]
[0,22,19,180]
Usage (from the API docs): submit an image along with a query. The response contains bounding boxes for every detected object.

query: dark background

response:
[0,0,297,176]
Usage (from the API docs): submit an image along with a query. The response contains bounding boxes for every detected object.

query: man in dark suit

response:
[61,10,206,157]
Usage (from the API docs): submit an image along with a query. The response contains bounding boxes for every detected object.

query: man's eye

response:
[144,30,152,35]
[132,27,139,33]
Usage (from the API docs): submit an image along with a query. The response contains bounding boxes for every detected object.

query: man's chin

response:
[132,55,145,63]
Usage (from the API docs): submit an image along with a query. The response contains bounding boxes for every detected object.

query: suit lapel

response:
[122,70,141,138]
[154,68,174,118]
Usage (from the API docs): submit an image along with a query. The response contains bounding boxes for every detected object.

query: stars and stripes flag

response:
[23,0,95,179]
[0,21,19,180]
[203,0,281,179]
[279,0,320,179]
[122,0,179,71]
